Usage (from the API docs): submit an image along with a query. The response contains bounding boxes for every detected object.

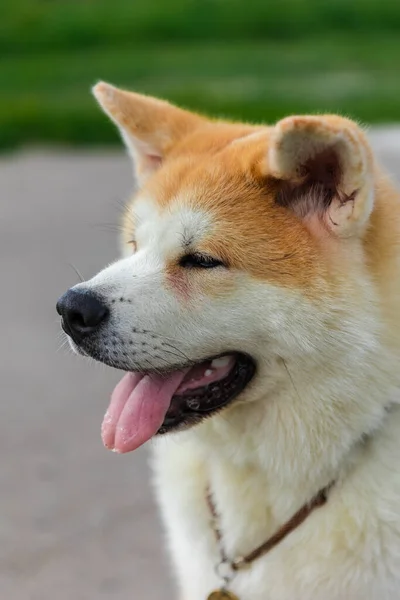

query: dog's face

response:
[57,82,380,455]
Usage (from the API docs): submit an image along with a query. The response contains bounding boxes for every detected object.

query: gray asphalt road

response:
[0,150,173,600]
[1,128,399,600]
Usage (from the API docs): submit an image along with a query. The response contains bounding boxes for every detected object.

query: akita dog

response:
[57,82,400,600]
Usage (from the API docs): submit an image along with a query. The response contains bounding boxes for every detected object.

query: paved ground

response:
[1,128,399,600]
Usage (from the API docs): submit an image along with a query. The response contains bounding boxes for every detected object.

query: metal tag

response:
[207,590,240,600]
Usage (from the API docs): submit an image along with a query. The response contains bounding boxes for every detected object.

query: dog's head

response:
[57,82,394,459]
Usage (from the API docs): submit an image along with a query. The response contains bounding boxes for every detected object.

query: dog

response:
[57,82,400,599]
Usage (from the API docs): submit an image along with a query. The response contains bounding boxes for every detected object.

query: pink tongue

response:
[102,370,188,454]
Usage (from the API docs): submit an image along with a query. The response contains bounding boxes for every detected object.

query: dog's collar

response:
[206,480,335,599]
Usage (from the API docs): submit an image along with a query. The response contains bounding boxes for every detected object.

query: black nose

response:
[56,289,109,341]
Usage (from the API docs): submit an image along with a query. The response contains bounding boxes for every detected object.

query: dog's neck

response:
[178,393,399,567]
[189,352,399,512]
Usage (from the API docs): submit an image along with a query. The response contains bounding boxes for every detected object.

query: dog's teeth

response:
[205,369,213,376]
[187,399,200,410]
[211,356,230,368]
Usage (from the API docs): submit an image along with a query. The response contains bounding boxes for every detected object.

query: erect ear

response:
[92,81,204,186]
[268,115,374,237]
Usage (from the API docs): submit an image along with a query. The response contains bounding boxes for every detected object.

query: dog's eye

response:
[127,240,137,253]
[179,253,225,269]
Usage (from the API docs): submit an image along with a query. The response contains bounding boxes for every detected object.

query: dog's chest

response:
[175,476,324,600]
[153,428,400,600]
[155,446,332,599]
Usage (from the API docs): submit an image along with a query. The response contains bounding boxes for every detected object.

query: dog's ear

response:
[92,82,204,186]
[267,115,374,237]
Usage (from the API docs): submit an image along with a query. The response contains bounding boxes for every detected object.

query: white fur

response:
[69,189,400,599]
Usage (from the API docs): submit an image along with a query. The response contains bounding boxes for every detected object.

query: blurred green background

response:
[2,0,400,150]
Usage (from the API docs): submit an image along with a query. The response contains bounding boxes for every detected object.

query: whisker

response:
[115,198,138,228]
[161,347,194,366]
[114,197,129,213]
[143,328,188,347]
[282,358,303,404]
[141,357,163,378]
[56,338,70,354]
[68,263,85,283]
[148,350,193,371]
[161,341,191,360]
[136,329,191,362]
[146,352,175,369]
[91,222,124,234]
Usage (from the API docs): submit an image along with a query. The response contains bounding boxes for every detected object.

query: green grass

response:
[3,0,400,52]
[2,0,400,149]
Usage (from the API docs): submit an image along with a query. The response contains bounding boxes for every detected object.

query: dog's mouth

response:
[101,352,255,453]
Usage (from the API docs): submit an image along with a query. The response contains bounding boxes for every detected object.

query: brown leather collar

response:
[206,480,334,577]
